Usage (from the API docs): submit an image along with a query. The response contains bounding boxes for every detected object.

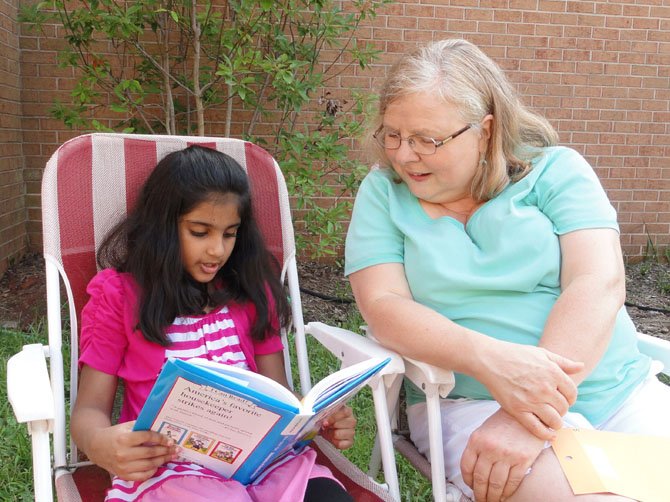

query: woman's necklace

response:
[419,199,482,222]
[443,207,472,217]
[440,202,482,223]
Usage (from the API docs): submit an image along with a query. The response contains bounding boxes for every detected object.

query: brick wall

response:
[0,0,27,275]
[11,0,670,262]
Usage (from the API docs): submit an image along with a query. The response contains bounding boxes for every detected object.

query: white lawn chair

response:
[311,327,670,502]
[6,133,404,502]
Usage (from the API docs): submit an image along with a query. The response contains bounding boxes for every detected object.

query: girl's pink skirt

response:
[105,447,340,502]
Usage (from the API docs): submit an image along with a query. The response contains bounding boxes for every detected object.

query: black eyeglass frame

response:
[373,124,472,155]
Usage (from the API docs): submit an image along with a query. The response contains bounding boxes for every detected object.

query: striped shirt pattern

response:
[106,305,250,501]
[164,305,250,369]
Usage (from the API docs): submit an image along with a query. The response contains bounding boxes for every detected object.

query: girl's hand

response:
[86,421,178,481]
[320,405,356,450]
[477,342,582,440]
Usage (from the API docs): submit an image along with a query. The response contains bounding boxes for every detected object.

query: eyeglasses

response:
[373,124,472,155]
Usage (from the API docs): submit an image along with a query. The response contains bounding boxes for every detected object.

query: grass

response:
[1,310,431,501]
[5,306,670,501]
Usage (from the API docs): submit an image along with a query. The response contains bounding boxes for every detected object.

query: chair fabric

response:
[42,134,293,331]
[29,133,395,502]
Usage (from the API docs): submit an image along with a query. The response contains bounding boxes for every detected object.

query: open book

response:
[134,356,390,484]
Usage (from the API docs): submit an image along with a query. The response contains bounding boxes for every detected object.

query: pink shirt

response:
[79,268,284,423]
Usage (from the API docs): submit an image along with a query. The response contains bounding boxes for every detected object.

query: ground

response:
[1,253,668,341]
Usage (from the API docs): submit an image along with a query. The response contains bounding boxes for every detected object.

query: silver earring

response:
[479,157,488,168]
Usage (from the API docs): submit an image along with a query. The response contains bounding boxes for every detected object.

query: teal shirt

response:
[345,146,650,425]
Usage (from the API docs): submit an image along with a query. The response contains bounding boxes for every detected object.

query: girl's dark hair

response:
[97,145,289,346]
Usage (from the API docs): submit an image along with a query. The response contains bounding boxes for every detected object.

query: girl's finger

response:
[324,416,357,430]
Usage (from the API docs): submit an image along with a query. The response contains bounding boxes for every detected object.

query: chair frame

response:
[7,133,403,502]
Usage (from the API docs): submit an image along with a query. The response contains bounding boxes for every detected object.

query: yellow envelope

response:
[551,428,670,502]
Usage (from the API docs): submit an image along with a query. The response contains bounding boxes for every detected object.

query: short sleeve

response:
[531,148,619,235]
[79,269,131,375]
[345,169,405,276]
[253,288,284,355]
[253,332,284,355]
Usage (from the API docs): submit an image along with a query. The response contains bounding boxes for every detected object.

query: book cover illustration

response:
[141,373,285,481]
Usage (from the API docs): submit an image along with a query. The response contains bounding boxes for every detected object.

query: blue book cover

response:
[134,356,390,484]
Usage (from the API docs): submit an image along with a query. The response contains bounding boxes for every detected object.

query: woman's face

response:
[381,92,490,205]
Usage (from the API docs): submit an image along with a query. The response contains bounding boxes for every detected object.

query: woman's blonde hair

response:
[370,39,558,200]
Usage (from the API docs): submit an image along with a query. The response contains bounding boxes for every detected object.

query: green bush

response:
[21,0,391,258]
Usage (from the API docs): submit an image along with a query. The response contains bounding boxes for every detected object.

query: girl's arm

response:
[255,352,356,450]
[71,364,177,480]
[255,351,291,389]
[349,263,583,440]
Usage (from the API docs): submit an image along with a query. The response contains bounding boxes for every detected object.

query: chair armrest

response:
[7,344,55,425]
[402,357,455,399]
[637,332,670,376]
[305,322,405,375]
[364,327,455,398]
[306,322,405,501]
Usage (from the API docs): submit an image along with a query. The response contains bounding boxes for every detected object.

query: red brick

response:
[620,29,651,42]
[536,24,564,37]
[493,10,520,22]
[434,6,466,19]
[622,5,651,17]
[633,17,660,30]
[404,4,435,17]
[595,3,622,16]
[537,1,567,13]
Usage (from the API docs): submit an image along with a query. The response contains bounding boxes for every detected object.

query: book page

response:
[280,357,390,438]
[302,357,390,412]
[189,358,301,409]
[150,376,282,478]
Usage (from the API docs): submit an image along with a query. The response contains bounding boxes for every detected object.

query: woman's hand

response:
[477,342,583,440]
[320,405,356,450]
[460,409,545,502]
[85,421,178,481]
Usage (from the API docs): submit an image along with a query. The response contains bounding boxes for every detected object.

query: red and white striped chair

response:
[6,133,404,502]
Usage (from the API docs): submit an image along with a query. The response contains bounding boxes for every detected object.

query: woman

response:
[345,39,670,501]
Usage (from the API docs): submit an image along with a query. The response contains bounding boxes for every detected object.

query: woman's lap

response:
[407,372,670,499]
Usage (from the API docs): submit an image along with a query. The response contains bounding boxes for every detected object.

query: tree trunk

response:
[192,0,204,136]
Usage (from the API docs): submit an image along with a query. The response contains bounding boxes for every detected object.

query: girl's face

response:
[178,195,241,284]
[382,92,491,205]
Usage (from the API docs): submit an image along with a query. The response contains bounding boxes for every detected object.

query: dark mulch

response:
[1,253,668,340]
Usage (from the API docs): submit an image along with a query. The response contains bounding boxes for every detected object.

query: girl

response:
[71,145,356,502]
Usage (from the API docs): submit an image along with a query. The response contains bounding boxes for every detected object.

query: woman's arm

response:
[71,365,177,480]
[538,227,626,383]
[459,228,628,501]
[349,263,583,439]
